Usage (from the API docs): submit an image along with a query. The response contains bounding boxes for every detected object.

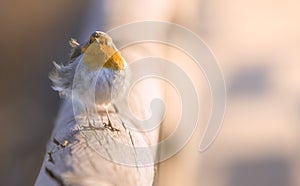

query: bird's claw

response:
[103,122,120,132]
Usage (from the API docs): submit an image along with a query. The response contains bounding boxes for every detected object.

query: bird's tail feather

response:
[49,61,71,97]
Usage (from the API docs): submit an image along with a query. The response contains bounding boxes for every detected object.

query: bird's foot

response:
[103,122,120,132]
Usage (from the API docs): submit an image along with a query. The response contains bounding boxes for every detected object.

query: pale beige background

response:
[1,0,299,185]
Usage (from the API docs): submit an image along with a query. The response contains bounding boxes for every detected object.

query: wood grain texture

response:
[35,100,156,186]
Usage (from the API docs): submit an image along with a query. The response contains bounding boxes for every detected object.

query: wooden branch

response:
[35,100,156,186]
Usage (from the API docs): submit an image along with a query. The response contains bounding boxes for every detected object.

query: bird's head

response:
[81,31,125,71]
[82,31,114,52]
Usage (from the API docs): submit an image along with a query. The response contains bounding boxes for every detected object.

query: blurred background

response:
[1,0,299,185]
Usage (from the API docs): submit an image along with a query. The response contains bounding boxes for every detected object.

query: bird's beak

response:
[93,37,100,43]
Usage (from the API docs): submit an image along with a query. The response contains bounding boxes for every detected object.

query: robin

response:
[49,31,127,131]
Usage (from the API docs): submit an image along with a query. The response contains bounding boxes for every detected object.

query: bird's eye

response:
[92,32,100,38]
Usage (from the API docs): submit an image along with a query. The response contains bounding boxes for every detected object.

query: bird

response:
[49,31,128,131]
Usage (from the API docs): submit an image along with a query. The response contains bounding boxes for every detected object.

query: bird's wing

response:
[49,55,81,97]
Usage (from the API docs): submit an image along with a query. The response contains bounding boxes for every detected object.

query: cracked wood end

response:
[35,100,156,186]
